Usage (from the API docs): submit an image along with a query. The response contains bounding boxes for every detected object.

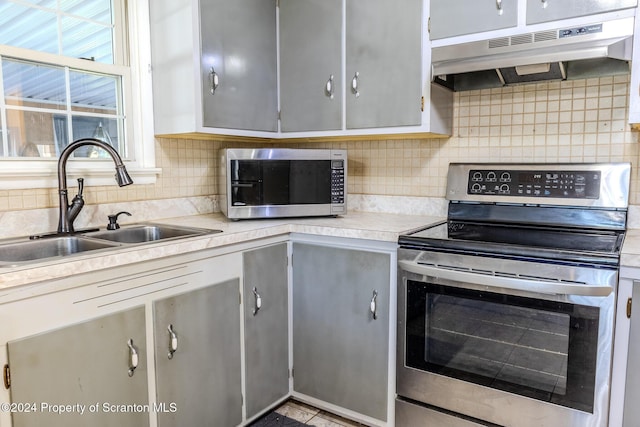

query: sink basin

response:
[85,224,221,244]
[0,223,221,268]
[0,236,120,267]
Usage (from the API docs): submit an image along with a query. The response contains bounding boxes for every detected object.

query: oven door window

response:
[230,160,331,206]
[405,281,599,413]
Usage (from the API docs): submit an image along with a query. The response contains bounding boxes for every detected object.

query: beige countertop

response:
[0,211,443,291]
[621,229,640,269]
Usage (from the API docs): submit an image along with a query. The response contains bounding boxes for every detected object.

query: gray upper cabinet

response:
[153,279,242,427]
[292,243,391,422]
[429,0,518,40]
[280,0,424,132]
[149,0,278,136]
[200,0,278,131]
[243,243,290,419]
[279,0,342,132]
[526,0,638,25]
[345,0,423,129]
[7,307,149,427]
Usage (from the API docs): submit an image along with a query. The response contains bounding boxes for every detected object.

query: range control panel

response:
[467,169,601,199]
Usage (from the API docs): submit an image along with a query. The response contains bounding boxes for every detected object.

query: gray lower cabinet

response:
[623,281,640,426]
[292,243,390,422]
[153,279,242,427]
[243,243,290,419]
[7,307,148,427]
[525,0,637,25]
[429,0,518,40]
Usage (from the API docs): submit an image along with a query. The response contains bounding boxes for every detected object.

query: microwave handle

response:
[398,260,613,297]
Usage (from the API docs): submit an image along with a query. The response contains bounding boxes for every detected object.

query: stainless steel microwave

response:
[220,148,347,220]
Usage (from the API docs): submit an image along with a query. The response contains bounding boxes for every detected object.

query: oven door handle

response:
[398,260,613,297]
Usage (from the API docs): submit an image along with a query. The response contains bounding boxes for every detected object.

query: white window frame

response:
[0,0,159,190]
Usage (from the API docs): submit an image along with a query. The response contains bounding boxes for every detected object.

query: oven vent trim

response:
[418,262,586,286]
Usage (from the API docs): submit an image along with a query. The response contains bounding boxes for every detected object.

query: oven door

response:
[397,249,616,427]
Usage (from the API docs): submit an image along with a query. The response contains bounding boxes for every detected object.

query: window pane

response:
[60,0,111,22]
[69,70,118,113]
[0,2,58,54]
[68,116,122,158]
[3,59,66,109]
[62,16,113,63]
[0,0,114,64]
[6,109,58,157]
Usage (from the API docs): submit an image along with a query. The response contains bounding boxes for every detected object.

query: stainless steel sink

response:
[84,223,221,244]
[0,223,222,268]
[0,236,121,267]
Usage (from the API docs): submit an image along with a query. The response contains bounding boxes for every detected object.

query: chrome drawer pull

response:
[370,290,378,320]
[351,72,360,98]
[325,74,335,99]
[253,287,262,316]
[209,67,219,95]
[167,324,178,359]
[127,338,138,377]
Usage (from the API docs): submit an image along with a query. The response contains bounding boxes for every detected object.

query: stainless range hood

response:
[432,17,634,91]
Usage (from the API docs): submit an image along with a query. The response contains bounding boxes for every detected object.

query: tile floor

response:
[273,400,366,427]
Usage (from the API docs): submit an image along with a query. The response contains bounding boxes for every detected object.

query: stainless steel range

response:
[396,163,630,427]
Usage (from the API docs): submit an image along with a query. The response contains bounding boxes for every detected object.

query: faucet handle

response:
[107,211,132,230]
[76,178,84,197]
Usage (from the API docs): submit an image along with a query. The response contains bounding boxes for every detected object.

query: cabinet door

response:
[346,0,423,129]
[243,243,289,419]
[280,0,342,132]
[200,0,278,131]
[526,0,638,25]
[430,0,518,40]
[7,307,148,427]
[153,280,242,427]
[623,282,640,426]
[292,243,390,421]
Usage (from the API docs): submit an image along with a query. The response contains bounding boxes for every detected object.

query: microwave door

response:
[230,160,263,206]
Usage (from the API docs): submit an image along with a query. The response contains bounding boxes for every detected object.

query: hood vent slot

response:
[534,30,558,43]
[488,38,510,49]
[488,31,558,49]
[511,34,533,46]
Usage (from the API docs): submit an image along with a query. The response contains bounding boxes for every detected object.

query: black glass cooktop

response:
[399,220,625,266]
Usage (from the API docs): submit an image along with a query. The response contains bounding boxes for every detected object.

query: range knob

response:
[486,172,497,182]
[472,172,483,182]
[500,184,510,193]
[500,172,511,182]
[471,183,482,193]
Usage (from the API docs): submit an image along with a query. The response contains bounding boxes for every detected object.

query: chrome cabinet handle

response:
[252,287,262,316]
[370,290,378,320]
[325,74,335,99]
[127,338,139,377]
[496,0,503,15]
[209,67,219,95]
[541,0,548,8]
[351,72,360,98]
[167,324,178,359]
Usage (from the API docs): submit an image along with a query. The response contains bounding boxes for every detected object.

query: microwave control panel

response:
[331,160,345,204]
[467,169,601,199]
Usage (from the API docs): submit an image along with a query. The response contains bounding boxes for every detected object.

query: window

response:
[0,0,157,188]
